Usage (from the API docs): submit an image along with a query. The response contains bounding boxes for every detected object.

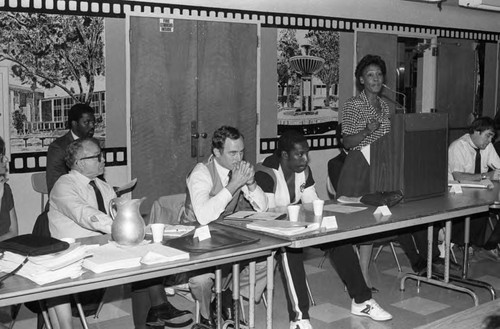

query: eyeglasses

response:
[79,152,104,163]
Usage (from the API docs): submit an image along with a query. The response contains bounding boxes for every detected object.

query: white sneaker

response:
[289,319,312,329]
[351,299,392,321]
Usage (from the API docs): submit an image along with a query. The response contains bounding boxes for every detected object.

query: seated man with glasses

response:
[48,138,193,329]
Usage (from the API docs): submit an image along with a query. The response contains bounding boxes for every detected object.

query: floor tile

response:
[392,296,449,316]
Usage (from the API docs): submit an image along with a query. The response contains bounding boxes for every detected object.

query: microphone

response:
[382,84,406,114]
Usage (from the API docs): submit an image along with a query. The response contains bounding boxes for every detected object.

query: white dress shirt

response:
[48,170,116,239]
[448,133,500,180]
[186,159,267,225]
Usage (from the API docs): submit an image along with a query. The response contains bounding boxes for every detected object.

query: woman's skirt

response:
[336,149,371,198]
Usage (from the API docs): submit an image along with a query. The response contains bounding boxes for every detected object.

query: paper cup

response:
[287,205,300,222]
[151,223,165,243]
[313,200,325,216]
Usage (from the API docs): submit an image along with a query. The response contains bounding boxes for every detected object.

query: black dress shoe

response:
[146,302,193,328]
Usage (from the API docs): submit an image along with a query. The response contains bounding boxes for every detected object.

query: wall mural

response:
[0,12,106,154]
[277,28,339,136]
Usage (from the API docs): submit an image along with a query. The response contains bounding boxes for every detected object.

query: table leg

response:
[248,261,256,329]
[447,216,497,299]
[266,252,275,329]
[232,263,241,329]
[39,301,52,329]
[215,268,222,329]
[400,222,479,306]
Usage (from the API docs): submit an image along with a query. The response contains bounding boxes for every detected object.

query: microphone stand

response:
[382,84,406,114]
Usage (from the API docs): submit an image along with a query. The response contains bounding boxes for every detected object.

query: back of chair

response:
[31,172,48,212]
[149,193,186,225]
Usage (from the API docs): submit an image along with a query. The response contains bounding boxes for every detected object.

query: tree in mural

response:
[0,12,105,105]
[305,30,340,105]
[277,29,301,108]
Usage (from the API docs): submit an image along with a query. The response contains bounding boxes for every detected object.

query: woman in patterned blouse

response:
[337,54,391,289]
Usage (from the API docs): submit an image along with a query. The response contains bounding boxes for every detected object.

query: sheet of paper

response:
[323,204,367,214]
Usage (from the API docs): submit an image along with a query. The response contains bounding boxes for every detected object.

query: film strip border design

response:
[260,134,340,154]
[9,147,127,174]
[0,0,498,41]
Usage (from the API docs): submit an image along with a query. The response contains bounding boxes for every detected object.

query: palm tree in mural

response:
[277,29,301,109]
[0,12,105,105]
[305,30,340,106]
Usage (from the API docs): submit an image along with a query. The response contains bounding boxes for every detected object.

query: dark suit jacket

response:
[46,131,74,194]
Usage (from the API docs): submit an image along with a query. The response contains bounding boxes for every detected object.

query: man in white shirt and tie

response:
[48,138,194,329]
[448,116,500,253]
[181,126,268,326]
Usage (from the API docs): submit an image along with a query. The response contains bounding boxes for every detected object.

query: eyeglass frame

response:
[79,152,105,163]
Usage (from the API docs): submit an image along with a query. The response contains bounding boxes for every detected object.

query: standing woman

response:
[337,54,391,288]
[0,137,18,242]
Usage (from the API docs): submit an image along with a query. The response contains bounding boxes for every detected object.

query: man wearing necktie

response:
[181,126,268,327]
[48,138,192,329]
[448,116,500,256]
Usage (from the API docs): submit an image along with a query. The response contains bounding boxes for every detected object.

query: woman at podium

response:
[336,54,391,289]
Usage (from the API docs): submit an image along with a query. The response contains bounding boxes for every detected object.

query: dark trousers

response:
[276,247,310,322]
[451,213,489,247]
[398,225,440,272]
[131,278,167,329]
[326,243,372,304]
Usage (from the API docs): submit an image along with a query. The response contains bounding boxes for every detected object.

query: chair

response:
[373,241,402,272]
[31,172,48,212]
[150,194,202,321]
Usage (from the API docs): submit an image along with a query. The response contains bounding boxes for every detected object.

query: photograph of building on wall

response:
[277,28,339,136]
[0,12,106,153]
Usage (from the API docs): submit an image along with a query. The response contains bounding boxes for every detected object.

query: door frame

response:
[354,28,438,113]
[124,11,262,181]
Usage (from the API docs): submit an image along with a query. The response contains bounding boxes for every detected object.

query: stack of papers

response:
[83,242,190,273]
[0,244,95,285]
[246,220,320,236]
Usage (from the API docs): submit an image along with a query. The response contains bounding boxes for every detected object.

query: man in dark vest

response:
[181,126,268,325]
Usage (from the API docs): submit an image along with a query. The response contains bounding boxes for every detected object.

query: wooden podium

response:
[370,113,448,201]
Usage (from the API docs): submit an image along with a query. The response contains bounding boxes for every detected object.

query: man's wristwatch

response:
[481,173,487,180]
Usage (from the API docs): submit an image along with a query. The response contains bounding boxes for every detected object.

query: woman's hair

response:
[355,54,387,91]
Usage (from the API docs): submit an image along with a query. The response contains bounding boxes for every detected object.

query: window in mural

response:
[0,12,106,153]
[277,29,339,136]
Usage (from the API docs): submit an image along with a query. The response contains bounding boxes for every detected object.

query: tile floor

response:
[3,244,500,329]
